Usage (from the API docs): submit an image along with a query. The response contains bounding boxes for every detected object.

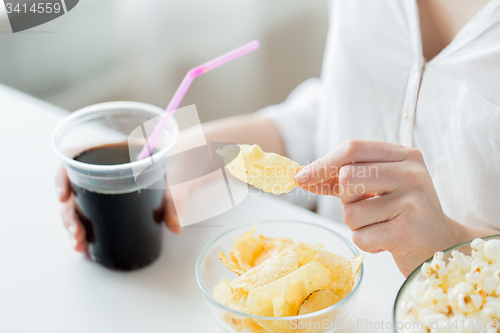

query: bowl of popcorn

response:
[195,220,364,333]
[394,235,500,333]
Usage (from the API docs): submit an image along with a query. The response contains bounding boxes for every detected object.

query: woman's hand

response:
[295,139,476,277]
[55,166,182,253]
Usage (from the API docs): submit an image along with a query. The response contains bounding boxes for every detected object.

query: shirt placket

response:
[399,0,425,148]
[399,63,424,147]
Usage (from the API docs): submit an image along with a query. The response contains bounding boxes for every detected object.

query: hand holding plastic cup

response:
[52,102,179,270]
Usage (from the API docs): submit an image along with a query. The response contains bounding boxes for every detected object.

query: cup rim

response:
[195,219,364,321]
[51,101,179,172]
[392,233,500,332]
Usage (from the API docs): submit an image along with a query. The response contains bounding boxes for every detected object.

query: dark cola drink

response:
[72,142,165,271]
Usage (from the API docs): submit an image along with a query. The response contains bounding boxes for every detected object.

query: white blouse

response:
[260,0,500,230]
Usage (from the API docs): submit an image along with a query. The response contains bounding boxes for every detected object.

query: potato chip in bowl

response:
[195,220,364,333]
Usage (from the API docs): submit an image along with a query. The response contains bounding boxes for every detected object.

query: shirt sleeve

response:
[256,78,321,166]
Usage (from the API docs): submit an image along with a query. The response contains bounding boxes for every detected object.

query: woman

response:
[56,0,500,277]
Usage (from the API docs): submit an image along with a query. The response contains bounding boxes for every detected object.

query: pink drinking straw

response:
[138,39,261,160]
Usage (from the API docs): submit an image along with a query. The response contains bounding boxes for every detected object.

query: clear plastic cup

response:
[51,101,179,271]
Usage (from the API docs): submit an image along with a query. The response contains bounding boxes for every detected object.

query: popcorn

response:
[411,279,431,300]
[398,238,500,333]
[490,261,500,272]
[471,239,488,262]
[422,252,448,287]
[482,297,500,318]
[462,317,480,333]
[465,259,490,285]
[442,271,466,292]
[418,307,439,322]
[494,269,500,296]
[447,282,482,314]
[461,297,482,317]
[483,239,500,263]
[448,250,471,272]
[477,273,498,295]
[421,287,449,314]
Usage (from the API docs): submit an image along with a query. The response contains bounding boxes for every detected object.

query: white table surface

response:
[0,84,405,333]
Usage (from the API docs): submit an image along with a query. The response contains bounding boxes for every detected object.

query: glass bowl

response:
[195,220,364,333]
[393,234,500,332]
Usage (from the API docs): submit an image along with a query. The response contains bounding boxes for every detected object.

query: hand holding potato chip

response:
[294,139,497,278]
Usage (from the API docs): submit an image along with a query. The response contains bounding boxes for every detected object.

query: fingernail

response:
[56,186,63,199]
[70,236,77,247]
[295,168,311,183]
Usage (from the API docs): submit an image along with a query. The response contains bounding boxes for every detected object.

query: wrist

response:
[447,216,470,246]
[446,215,499,246]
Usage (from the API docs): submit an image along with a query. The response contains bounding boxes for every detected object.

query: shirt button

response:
[403,112,409,119]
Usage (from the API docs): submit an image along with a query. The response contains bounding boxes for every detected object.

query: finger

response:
[340,191,377,205]
[62,216,88,252]
[74,240,88,253]
[295,140,409,186]
[343,194,401,231]
[352,220,397,254]
[60,198,88,252]
[338,162,401,204]
[296,176,340,196]
[298,160,397,198]
[55,166,71,202]
[164,188,182,234]
[69,213,88,253]
[165,198,182,234]
[296,178,378,200]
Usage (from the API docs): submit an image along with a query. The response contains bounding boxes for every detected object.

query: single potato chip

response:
[258,281,309,333]
[232,222,264,268]
[254,237,295,267]
[213,278,249,332]
[312,248,351,291]
[298,289,341,315]
[231,249,254,272]
[213,278,248,313]
[293,243,319,267]
[246,261,334,318]
[219,251,246,275]
[350,254,364,279]
[216,144,300,194]
[272,281,309,318]
[337,254,365,299]
[219,223,264,274]
[229,249,299,292]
